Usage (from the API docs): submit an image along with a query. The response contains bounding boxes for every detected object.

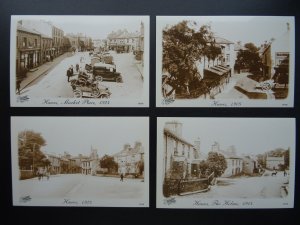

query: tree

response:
[206,152,227,177]
[18,130,47,171]
[235,42,262,74]
[100,155,118,173]
[162,20,214,95]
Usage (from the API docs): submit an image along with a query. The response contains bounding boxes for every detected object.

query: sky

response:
[158,16,294,47]
[12,117,148,157]
[15,15,146,39]
[162,118,294,156]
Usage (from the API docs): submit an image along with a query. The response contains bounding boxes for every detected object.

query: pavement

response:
[134,60,144,80]
[19,52,72,91]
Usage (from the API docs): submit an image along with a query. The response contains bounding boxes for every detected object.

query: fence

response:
[163,172,215,197]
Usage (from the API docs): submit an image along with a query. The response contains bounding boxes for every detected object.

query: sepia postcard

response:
[157,117,295,208]
[156,16,295,107]
[10,15,149,107]
[11,117,149,207]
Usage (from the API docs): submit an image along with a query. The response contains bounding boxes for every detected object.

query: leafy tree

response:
[162,20,214,95]
[244,43,259,53]
[235,42,262,74]
[206,151,227,177]
[100,155,118,173]
[18,130,48,171]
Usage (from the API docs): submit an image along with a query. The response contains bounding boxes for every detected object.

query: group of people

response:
[66,63,85,82]
[36,168,50,181]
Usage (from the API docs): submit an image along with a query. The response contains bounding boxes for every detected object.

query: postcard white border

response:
[10,15,149,107]
[156,16,295,107]
[156,117,295,208]
[11,116,149,207]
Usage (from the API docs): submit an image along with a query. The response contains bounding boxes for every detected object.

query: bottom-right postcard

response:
[156,117,295,208]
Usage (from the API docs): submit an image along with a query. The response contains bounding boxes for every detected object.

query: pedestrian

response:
[16,80,21,95]
[66,67,71,82]
[70,65,74,75]
[284,169,287,177]
[120,173,124,182]
[76,63,79,72]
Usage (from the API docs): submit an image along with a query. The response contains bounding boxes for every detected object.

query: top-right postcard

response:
[156,16,295,107]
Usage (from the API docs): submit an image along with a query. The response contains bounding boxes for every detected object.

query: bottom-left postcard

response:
[11,116,149,207]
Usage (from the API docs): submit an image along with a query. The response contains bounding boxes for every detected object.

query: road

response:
[16,174,145,199]
[214,73,275,99]
[180,170,289,199]
[22,51,143,98]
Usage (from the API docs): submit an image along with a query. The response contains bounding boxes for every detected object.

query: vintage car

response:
[92,62,123,83]
[255,79,276,91]
[70,72,111,98]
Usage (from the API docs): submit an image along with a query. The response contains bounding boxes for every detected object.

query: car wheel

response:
[116,77,122,83]
[78,78,87,86]
[261,82,271,91]
[96,76,103,82]
[99,93,109,98]
[73,89,82,98]
[91,88,101,98]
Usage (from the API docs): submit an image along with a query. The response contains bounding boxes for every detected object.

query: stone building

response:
[114,142,144,176]
[16,23,41,78]
[266,155,285,170]
[81,147,99,175]
[211,143,243,177]
[163,121,202,181]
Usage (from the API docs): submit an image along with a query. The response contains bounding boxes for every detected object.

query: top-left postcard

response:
[10,15,149,107]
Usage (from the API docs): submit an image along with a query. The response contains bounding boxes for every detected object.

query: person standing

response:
[16,80,21,95]
[66,67,71,82]
[120,173,124,182]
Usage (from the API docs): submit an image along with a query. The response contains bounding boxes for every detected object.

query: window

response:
[226,54,230,63]
[23,37,27,47]
[174,140,178,155]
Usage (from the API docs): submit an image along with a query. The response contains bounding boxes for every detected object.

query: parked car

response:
[92,62,123,83]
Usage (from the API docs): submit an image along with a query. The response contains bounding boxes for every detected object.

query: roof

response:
[266,156,284,161]
[114,143,144,157]
[204,67,224,76]
[17,24,41,35]
[93,62,116,69]
[217,150,242,159]
[164,128,194,147]
[214,36,234,45]
[234,43,247,51]
[107,29,141,39]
